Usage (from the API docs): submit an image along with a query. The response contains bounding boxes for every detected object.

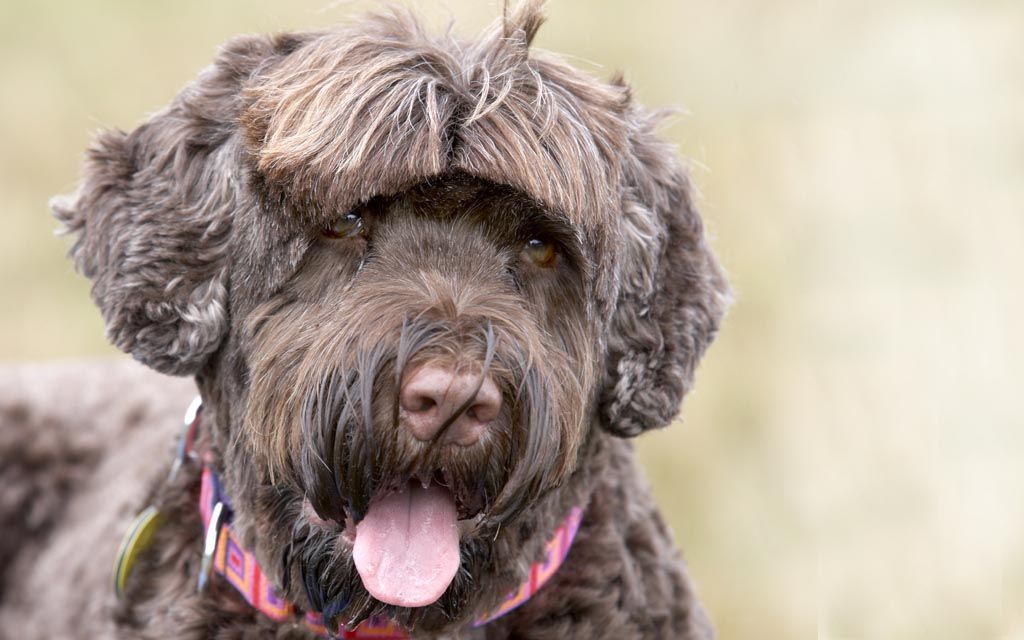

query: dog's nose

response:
[399,365,501,446]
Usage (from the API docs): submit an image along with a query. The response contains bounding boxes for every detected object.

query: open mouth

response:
[304,470,488,608]
[375,469,488,521]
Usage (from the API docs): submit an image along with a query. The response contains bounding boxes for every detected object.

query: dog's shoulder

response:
[0,359,196,636]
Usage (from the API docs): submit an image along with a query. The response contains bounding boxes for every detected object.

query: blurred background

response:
[2,0,1022,637]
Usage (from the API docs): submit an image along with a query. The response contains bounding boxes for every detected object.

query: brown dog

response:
[0,2,728,637]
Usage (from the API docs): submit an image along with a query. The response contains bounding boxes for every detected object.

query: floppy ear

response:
[599,111,731,437]
[52,35,289,375]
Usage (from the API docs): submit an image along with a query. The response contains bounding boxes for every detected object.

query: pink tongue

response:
[353,483,460,607]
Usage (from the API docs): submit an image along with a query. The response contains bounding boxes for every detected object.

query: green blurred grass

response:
[3,1,1023,637]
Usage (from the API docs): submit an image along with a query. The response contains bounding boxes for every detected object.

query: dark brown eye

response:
[522,238,557,268]
[323,212,364,239]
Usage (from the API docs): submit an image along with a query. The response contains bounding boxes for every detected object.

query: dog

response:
[0,2,729,637]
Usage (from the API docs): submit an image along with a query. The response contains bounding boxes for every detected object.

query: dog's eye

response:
[323,212,364,239]
[522,238,558,268]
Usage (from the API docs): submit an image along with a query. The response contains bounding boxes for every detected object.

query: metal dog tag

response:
[112,505,165,601]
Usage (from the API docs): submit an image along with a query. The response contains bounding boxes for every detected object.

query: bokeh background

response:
[2,1,1022,637]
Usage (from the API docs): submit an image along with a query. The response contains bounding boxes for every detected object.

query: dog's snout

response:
[400,365,501,446]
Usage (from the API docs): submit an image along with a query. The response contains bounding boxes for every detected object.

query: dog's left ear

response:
[52,35,290,375]
[599,111,731,437]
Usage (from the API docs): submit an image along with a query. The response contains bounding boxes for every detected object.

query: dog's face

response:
[245,177,596,524]
[235,176,600,622]
[56,2,728,631]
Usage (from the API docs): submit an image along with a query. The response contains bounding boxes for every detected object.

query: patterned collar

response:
[199,466,584,637]
[114,398,585,638]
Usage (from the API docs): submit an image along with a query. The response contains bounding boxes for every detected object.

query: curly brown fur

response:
[0,361,196,635]
[3,2,728,638]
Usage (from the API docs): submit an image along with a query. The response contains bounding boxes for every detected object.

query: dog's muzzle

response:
[347,363,501,606]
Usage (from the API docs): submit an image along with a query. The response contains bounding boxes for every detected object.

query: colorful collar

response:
[117,397,585,638]
[199,466,584,637]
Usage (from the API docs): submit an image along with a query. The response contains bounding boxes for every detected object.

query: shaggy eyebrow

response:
[421,186,583,248]
[518,206,575,237]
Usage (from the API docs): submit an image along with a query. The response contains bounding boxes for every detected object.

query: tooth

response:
[416,471,432,489]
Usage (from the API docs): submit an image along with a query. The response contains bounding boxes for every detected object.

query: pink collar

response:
[197,437,584,637]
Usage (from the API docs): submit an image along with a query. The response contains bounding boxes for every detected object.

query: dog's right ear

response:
[52,35,293,376]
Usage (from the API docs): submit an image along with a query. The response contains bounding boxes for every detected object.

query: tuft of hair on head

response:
[501,0,546,47]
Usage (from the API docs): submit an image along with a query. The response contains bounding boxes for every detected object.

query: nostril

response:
[408,395,437,413]
[400,367,452,409]
[467,398,498,424]
[463,377,501,427]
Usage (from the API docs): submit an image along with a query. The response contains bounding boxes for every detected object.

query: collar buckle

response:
[198,499,225,592]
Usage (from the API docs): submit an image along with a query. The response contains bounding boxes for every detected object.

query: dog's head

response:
[56,1,728,631]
